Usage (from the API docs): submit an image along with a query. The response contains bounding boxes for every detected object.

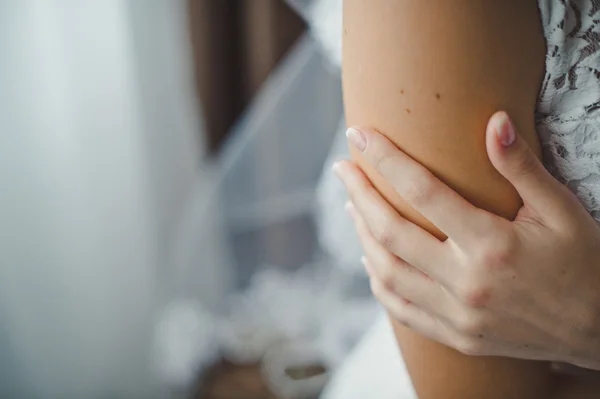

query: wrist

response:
[567,300,600,370]
[563,255,600,370]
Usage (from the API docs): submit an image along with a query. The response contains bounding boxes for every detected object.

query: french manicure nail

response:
[495,113,516,147]
[332,161,344,178]
[361,256,374,275]
[345,201,357,220]
[346,127,367,152]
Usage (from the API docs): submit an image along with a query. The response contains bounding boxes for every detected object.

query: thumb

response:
[486,111,565,215]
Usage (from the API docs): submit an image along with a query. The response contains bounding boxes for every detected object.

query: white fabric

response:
[0,2,230,398]
[321,315,417,399]
[218,265,379,367]
[311,0,600,397]
[537,0,600,221]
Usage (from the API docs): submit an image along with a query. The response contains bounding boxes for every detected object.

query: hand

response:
[333,111,600,370]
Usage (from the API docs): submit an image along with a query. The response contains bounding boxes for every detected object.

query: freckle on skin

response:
[436,93,441,100]
[400,89,405,94]
[405,108,411,114]
[478,334,484,339]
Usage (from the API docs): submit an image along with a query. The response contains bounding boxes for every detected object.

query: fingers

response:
[371,276,466,355]
[333,160,451,285]
[369,277,452,344]
[348,202,448,314]
[485,111,571,219]
[345,127,492,244]
[373,272,554,359]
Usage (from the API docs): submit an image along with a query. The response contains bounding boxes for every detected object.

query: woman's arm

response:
[343,1,551,398]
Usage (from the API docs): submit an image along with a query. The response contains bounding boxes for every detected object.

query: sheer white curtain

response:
[0,1,229,398]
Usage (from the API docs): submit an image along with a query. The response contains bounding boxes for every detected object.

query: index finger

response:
[346,126,493,244]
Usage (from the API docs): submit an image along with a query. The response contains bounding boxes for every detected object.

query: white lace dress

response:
[312,1,600,398]
[538,0,600,220]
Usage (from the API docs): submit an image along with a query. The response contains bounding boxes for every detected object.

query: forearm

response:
[343,0,551,398]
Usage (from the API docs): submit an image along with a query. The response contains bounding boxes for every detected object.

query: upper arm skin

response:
[343,1,551,398]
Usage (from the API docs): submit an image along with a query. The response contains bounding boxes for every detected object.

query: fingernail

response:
[332,161,345,179]
[346,127,367,152]
[495,113,516,147]
[345,201,357,220]
[361,256,372,275]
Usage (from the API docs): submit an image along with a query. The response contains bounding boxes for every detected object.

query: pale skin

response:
[341,0,600,398]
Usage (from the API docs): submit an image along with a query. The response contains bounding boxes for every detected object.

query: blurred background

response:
[190,0,306,153]
[0,1,393,398]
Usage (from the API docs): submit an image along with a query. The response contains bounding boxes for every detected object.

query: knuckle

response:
[454,311,484,337]
[402,171,438,208]
[479,245,511,272]
[378,264,397,290]
[475,232,516,272]
[456,279,492,309]
[372,219,396,250]
[454,337,484,357]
